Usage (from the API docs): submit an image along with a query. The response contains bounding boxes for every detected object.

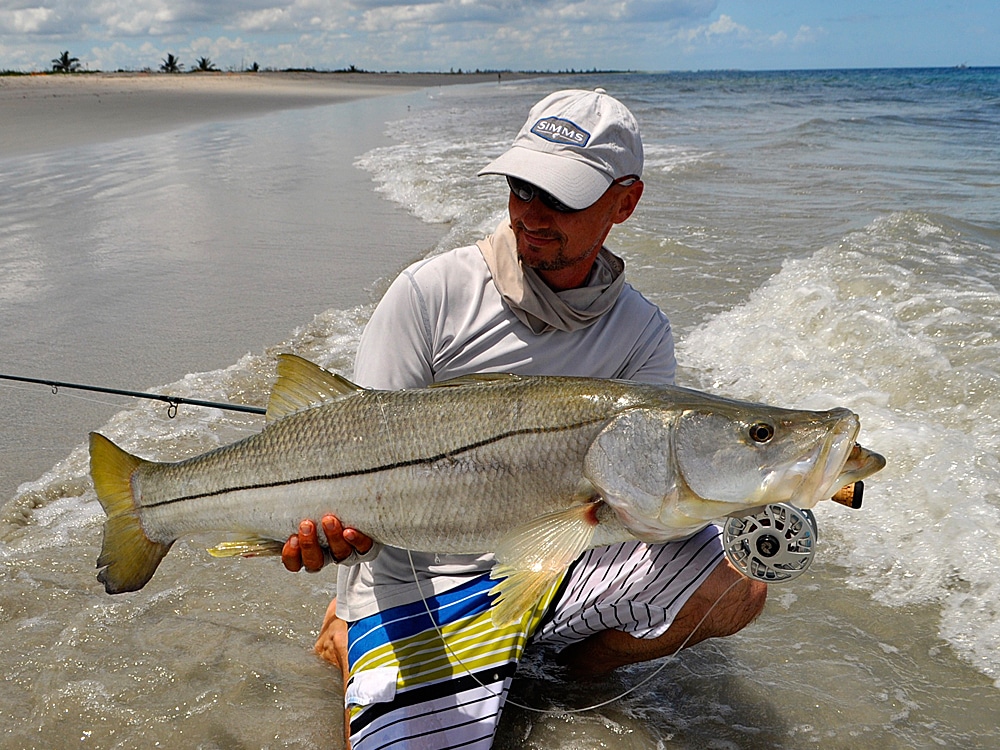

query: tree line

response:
[49,51,254,74]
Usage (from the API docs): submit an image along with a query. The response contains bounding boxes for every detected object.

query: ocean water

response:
[2,68,999,748]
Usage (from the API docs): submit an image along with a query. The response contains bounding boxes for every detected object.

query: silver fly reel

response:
[722,504,818,583]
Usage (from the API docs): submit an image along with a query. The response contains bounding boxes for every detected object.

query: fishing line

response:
[406,547,744,715]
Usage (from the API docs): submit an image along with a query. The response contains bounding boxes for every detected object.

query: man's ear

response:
[612,180,644,224]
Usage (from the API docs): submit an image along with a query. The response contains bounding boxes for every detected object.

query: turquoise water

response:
[2,68,998,747]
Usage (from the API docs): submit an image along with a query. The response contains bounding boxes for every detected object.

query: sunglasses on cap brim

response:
[506,175,639,213]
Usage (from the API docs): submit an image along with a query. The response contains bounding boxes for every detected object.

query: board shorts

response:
[345,525,724,750]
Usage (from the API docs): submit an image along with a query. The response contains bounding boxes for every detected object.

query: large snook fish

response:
[91,354,885,625]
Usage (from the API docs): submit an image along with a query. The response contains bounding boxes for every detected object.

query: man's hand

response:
[282,514,374,572]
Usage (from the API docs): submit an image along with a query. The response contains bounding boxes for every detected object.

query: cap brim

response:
[478,146,612,210]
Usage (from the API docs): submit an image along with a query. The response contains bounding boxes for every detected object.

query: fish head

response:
[674,403,862,509]
[584,393,885,542]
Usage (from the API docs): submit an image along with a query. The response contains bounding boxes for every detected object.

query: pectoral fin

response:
[488,503,600,627]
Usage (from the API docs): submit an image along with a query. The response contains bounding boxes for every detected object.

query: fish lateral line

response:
[134,415,612,510]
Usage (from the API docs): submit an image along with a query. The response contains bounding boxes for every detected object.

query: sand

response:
[0,71,522,157]
[0,68,535,501]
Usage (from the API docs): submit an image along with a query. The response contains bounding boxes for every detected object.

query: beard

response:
[512,221,593,272]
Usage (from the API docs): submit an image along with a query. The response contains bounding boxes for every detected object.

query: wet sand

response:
[1,72,515,502]
[0,71,525,156]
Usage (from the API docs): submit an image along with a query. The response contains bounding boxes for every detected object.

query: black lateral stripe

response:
[144,417,606,510]
[349,662,518,737]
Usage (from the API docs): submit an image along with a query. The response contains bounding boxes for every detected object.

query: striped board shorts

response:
[345,525,724,750]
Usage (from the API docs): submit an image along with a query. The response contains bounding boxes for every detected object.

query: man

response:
[283,89,767,749]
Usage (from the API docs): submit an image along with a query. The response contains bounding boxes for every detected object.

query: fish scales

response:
[133,377,651,551]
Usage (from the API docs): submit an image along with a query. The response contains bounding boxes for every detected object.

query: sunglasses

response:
[506,175,639,213]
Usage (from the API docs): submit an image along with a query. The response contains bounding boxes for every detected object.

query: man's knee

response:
[689,560,767,640]
[556,561,766,677]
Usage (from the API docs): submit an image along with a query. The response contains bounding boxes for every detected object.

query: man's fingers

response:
[321,515,353,562]
[298,519,327,572]
[283,516,370,572]
[281,535,303,572]
[283,515,373,570]
[343,527,374,555]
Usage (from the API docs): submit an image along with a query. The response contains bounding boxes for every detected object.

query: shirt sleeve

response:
[612,286,677,386]
[626,316,677,385]
[353,266,436,390]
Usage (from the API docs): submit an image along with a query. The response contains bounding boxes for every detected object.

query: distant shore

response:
[0,70,543,157]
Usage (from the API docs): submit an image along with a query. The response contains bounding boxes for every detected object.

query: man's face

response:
[508,178,643,291]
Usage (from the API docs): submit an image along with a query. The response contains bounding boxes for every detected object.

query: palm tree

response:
[160,54,183,73]
[194,57,217,72]
[51,51,80,74]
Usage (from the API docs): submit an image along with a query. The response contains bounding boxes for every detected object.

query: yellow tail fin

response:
[90,432,172,594]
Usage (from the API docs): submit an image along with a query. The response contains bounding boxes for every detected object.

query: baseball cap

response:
[478,88,643,210]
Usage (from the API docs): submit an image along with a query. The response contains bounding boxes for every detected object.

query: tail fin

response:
[90,433,172,594]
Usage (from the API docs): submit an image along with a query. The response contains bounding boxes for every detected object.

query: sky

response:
[0,0,997,74]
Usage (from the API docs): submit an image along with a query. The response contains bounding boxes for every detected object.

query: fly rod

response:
[0,372,266,417]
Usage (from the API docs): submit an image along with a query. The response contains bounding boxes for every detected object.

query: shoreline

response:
[0,76,466,503]
[0,70,541,157]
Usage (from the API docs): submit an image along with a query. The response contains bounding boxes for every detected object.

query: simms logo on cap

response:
[530,117,591,147]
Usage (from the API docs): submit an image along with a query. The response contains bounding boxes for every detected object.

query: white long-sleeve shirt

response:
[337,240,676,620]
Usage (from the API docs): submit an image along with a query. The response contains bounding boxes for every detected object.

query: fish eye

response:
[748,422,775,443]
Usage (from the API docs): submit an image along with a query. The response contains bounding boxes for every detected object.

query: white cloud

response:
[0,7,57,34]
[672,12,824,56]
[706,13,745,37]
[623,0,716,23]
[674,12,741,45]
[0,0,830,73]
[792,25,824,47]
[236,7,297,32]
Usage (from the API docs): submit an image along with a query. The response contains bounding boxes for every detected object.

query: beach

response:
[0,72,505,506]
[1,72,512,748]
[2,68,999,748]
[1,71,524,156]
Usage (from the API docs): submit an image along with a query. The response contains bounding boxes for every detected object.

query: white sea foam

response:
[680,211,1000,685]
[643,143,717,173]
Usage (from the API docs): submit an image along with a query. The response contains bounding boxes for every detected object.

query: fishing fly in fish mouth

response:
[88,87,887,749]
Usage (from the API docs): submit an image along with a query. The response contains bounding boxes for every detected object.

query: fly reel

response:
[722,504,818,583]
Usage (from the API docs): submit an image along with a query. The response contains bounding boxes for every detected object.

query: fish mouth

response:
[793,410,886,507]
[836,443,886,487]
[789,408,860,507]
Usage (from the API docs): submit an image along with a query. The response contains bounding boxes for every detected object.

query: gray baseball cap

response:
[479,88,644,210]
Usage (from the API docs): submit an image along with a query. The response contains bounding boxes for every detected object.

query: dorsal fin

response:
[266,353,364,422]
[429,373,524,389]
